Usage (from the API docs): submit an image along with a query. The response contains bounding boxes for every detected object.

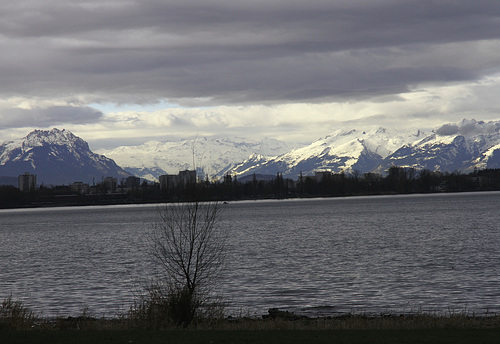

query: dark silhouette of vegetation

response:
[0,186,30,208]
[3,167,500,208]
[2,295,500,339]
[135,201,227,328]
[0,296,38,330]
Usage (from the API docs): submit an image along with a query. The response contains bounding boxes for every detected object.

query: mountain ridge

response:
[98,136,293,181]
[376,119,500,173]
[92,118,500,180]
[2,119,500,187]
[0,128,130,185]
[225,127,429,178]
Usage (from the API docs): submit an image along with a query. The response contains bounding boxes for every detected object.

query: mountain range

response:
[377,119,500,173]
[228,119,500,178]
[97,136,292,181]
[102,118,500,180]
[225,127,428,179]
[0,128,130,185]
[1,119,500,186]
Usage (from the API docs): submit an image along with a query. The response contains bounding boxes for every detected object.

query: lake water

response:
[1,192,499,318]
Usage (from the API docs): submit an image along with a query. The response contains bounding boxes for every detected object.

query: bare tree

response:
[191,132,199,173]
[147,201,226,326]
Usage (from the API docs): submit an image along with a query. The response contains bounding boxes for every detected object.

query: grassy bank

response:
[2,315,500,344]
[2,297,500,343]
[3,328,500,344]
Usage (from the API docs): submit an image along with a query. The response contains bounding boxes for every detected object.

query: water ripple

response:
[1,193,499,317]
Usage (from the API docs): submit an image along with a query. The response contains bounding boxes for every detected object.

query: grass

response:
[2,297,500,343]
[2,329,500,344]
[0,296,38,330]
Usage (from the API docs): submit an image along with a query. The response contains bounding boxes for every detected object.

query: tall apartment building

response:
[103,176,117,193]
[179,170,196,185]
[125,176,141,190]
[18,172,37,192]
[159,170,197,191]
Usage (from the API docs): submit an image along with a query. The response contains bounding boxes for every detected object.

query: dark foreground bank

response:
[2,297,500,343]
[2,328,500,344]
[3,314,500,344]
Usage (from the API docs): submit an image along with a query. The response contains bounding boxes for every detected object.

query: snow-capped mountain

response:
[98,136,292,181]
[379,119,500,173]
[225,119,500,179]
[0,128,130,185]
[226,127,428,178]
[6,119,499,187]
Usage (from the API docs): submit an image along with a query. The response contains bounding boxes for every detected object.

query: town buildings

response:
[159,170,197,191]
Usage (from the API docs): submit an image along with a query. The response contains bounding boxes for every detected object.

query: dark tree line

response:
[141,167,500,201]
[3,167,500,208]
[161,167,500,201]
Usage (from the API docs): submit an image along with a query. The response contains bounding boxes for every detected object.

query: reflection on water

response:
[1,192,499,317]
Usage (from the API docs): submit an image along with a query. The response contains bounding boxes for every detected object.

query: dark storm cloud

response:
[0,106,103,129]
[1,0,500,105]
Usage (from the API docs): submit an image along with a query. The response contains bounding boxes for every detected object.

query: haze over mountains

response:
[1,119,500,186]
[97,137,292,181]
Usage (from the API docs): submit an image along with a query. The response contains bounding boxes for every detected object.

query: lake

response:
[1,192,499,318]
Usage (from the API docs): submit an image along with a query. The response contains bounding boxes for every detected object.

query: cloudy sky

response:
[1,0,500,149]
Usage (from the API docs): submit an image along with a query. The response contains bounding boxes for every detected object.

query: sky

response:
[1,0,500,150]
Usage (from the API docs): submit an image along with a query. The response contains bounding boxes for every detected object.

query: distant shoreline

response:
[2,189,500,212]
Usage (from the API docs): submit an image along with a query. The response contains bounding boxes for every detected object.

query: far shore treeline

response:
[2,167,500,209]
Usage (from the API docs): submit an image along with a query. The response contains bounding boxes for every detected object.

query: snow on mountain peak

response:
[2,128,80,157]
[224,126,430,178]
[99,136,293,180]
[0,128,130,185]
[3,119,500,184]
[16,128,85,150]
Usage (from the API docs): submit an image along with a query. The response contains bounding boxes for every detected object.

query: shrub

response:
[0,296,38,330]
[138,201,227,328]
